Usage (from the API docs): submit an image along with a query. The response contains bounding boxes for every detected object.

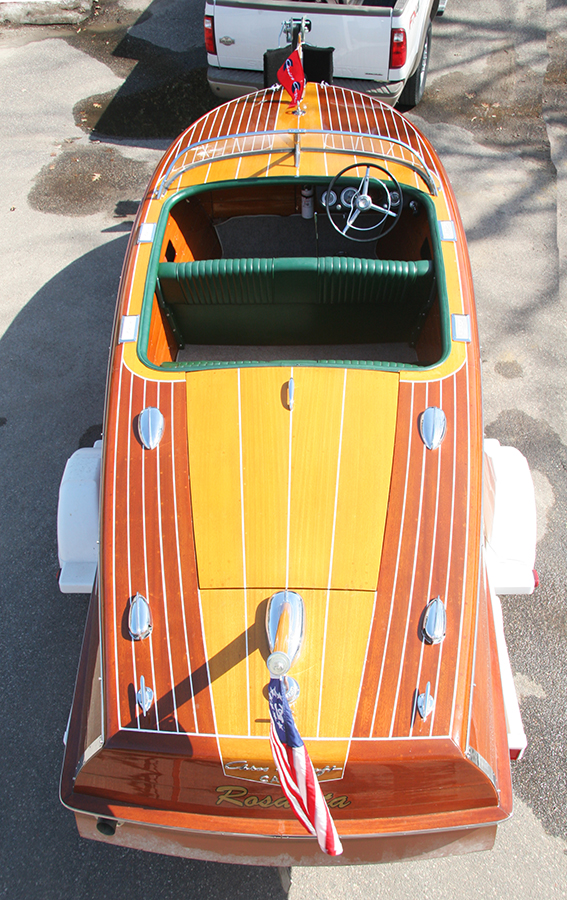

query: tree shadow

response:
[67,0,218,141]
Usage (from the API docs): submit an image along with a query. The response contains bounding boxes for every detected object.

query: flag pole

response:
[293,33,303,167]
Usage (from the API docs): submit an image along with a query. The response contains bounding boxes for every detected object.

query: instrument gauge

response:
[322,190,337,208]
[340,187,357,208]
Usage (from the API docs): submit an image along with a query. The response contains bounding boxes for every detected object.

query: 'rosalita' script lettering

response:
[215,786,351,808]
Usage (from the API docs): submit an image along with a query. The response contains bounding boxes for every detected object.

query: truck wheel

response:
[397,23,431,109]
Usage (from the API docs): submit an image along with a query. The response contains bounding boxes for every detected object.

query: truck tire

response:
[397,23,431,109]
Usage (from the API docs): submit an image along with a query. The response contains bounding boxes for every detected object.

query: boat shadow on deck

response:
[122,596,271,730]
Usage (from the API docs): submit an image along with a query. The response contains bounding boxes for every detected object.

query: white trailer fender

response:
[483,438,537,595]
[488,581,528,760]
[57,443,102,593]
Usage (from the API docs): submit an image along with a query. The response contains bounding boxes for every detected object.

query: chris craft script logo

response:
[225,759,343,780]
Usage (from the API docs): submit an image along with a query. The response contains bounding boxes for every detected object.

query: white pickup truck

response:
[204,0,443,108]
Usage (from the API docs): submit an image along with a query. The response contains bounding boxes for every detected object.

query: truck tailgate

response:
[211,1,393,81]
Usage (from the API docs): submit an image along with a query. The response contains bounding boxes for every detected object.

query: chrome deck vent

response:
[422,596,446,645]
[138,407,165,450]
[128,592,153,641]
[419,406,447,450]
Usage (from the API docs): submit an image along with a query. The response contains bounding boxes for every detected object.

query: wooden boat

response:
[59,82,535,867]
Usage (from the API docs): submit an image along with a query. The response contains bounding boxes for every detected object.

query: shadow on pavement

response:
[0,236,286,900]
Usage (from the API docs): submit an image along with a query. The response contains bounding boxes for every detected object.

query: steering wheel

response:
[325,163,403,242]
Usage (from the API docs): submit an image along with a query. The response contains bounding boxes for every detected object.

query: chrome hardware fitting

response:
[137,222,156,244]
[266,590,304,677]
[466,747,496,787]
[287,377,295,411]
[439,220,457,241]
[419,406,447,450]
[128,592,153,641]
[281,16,311,43]
[267,650,292,677]
[422,596,446,645]
[451,313,472,342]
[284,676,300,704]
[118,315,139,344]
[136,675,154,715]
[138,407,165,450]
[417,682,435,720]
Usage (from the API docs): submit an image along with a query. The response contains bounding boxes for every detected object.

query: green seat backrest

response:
[155,257,435,345]
[157,257,433,308]
[315,257,433,305]
[157,258,277,305]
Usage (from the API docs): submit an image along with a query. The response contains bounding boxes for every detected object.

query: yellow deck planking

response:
[187,367,398,591]
[201,586,377,750]
[330,369,398,590]
[317,590,376,736]
[186,369,243,588]
[287,368,345,588]
[199,587,270,738]
[240,368,290,589]
[199,588,250,736]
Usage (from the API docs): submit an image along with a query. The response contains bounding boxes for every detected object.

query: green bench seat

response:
[156,257,435,346]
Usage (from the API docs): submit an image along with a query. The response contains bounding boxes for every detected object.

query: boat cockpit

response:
[138,171,450,372]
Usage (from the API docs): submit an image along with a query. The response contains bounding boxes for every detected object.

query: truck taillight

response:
[204,15,216,54]
[390,28,407,68]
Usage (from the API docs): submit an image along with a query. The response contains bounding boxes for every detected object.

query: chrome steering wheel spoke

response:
[344,205,361,232]
[370,203,397,218]
[325,162,403,242]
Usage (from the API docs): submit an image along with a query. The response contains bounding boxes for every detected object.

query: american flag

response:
[268,677,343,856]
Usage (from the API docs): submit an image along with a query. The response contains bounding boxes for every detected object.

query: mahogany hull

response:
[75,811,497,867]
[61,83,515,864]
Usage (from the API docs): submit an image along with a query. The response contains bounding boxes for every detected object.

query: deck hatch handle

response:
[287,378,295,411]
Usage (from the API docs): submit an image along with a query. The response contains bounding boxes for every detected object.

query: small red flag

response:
[277,48,306,110]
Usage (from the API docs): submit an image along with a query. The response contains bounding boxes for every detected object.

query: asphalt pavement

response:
[0,1,566,897]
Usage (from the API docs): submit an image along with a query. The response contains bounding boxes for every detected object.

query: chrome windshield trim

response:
[156,130,438,198]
